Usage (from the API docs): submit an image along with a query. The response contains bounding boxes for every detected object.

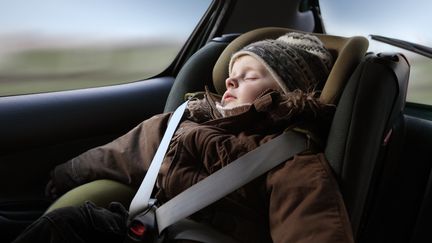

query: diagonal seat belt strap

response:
[128,100,189,219]
[155,131,307,233]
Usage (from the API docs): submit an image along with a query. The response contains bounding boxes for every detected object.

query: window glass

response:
[0,0,211,96]
[320,0,432,105]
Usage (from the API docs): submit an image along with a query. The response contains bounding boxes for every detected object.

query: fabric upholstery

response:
[45,180,135,214]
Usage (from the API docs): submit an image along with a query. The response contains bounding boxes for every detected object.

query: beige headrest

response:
[212,27,369,104]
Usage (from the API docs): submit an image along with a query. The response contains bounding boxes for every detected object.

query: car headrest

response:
[212,27,369,104]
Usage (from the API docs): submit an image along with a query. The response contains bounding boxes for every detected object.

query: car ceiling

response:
[222,0,316,34]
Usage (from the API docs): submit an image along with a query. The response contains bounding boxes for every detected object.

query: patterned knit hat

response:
[229,32,333,93]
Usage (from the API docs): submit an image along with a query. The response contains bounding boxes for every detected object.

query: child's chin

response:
[222,102,236,109]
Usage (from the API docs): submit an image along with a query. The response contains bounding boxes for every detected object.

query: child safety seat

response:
[46,27,410,242]
[326,50,410,242]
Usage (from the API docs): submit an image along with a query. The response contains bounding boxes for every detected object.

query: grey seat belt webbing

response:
[128,100,189,219]
[155,131,307,234]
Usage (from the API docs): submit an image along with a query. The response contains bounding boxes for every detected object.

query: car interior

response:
[1,0,432,242]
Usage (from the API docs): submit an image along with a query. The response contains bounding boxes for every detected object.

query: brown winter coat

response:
[51,90,354,243]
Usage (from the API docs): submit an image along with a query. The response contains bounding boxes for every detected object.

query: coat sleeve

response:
[266,153,354,243]
[51,112,172,194]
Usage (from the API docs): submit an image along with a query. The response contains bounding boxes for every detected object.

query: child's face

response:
[222,55,280,108]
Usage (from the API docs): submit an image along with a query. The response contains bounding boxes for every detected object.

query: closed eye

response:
[244,76,259,81]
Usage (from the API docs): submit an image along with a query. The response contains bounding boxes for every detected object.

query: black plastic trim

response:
[0,77,174,154]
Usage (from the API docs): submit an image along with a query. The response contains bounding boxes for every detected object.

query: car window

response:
[320,0,432,106]
[0,0,211,96]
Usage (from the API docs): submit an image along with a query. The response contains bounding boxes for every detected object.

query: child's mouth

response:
[224,95,235,101]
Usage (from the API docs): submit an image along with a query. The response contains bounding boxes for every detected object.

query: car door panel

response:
[0,76,174,238]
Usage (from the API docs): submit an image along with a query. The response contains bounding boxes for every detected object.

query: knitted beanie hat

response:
[229,32,333,93]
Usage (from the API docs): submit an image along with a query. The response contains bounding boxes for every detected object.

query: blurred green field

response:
[406,57,432,105]
[0,45,431,106]
[0,44,180,96]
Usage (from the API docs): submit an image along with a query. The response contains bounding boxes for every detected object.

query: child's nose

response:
[225,77,238,89]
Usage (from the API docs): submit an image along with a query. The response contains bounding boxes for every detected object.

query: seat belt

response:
[127,101,308,240]
[155,130,307,234]
[128,100,189,219]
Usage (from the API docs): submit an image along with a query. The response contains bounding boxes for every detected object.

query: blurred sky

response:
[0,0,210,40]
[320,0,432,53]
[0,0,431,52]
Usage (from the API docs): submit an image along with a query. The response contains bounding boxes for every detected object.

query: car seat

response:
[165,28,411,242]
[46,27,413,243]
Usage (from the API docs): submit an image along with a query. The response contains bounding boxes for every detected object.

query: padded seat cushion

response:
[45,179,135,214]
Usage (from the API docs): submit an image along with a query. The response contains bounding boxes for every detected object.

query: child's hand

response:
[44,164,80,200]
[45,179,59,200]
[44,168,67,200]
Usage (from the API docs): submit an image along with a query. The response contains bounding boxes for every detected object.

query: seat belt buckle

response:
[125,201,161,243]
